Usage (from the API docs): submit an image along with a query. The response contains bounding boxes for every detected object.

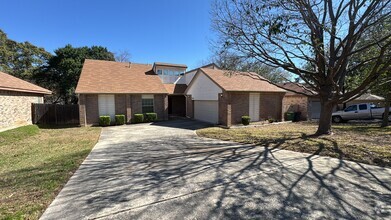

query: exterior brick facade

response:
[85,94,99,125]
[230,92,250,124]
[115,94,127,116]
[79,93,168,126]
[154,94,168,120]
[218,91,284,127]
[259,93,284,121]
[0,90,44,129]
[282,95,309,120]
[186,95,194,118]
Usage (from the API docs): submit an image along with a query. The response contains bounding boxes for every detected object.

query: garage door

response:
[98,95,115,121]
[194,100,219,124]
[310,101,321,119]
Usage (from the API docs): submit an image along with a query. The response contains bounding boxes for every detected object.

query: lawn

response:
[0,125,101,220]
[197,122,391,167]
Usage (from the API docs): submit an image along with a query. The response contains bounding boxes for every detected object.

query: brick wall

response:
[0,90,44,129]
[282,95,309,120]
[186,95,194,118]
[79,94,86,126]
[126,94,132,123]
[85,94,99,125]
[260,93,284,121]
[131,95,142,115]
[218,92,229,126]
[154,94,168,120]
[80,93,168,126]
[115,94,127,116]
[230,92,250,124]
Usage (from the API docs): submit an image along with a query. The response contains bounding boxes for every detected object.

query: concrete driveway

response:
[41,119,391,219]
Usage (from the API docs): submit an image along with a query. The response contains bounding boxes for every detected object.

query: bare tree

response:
[212,0,391,135]
[208,50,291,83]
[115,50,131,62]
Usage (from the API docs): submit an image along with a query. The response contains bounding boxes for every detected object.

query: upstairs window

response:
[157,69,162,75]
[142,95,154,113]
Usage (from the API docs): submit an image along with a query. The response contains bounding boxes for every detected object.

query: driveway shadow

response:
[40,122,391,220]
[151,119,214,130]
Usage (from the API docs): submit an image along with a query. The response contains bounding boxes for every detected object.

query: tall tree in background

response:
[0,29,51,80]
[208,50,290,83]
[212,0,391,135]
[35,45,115,104]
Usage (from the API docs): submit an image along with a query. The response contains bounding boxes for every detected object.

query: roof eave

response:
[0,86,52,95]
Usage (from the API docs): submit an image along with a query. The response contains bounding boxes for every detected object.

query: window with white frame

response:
[142,95,154,113]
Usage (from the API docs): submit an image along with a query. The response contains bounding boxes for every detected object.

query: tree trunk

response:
[381,87,391,127]
[316,100,335,135]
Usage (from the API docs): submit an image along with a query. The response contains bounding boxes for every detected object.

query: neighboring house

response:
[0,71,51,130]
[280,82,320,120]
[76,59,286,127]
[280,82,383,120]
[340,93,385,108]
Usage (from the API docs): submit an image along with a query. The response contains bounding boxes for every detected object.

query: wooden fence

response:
[32,104,79,125]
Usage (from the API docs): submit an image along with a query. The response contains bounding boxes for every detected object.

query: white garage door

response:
[98,95,115,121]
[311,101,321,119]
[194,100,219,124]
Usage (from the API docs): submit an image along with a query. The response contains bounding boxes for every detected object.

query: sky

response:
[0,0,215,69]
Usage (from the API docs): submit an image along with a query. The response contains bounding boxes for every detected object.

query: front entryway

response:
[168,95,186,117]
[249,93,260,121]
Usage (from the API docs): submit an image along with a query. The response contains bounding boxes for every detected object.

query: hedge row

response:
[99,113,158,126]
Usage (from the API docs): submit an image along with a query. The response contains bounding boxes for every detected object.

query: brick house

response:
[0,71,51,130]
[76,59,286,127]
[279,82,319,120]
[185,68,286,127]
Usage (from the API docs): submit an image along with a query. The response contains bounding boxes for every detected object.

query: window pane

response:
[142,106,154,113]
[142,96,154,113]
[157,69,162,75]
[359,104,367,110]
[142,99,153,106]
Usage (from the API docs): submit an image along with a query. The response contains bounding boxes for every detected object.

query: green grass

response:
[197,122,391,167]
[0,125,101,220]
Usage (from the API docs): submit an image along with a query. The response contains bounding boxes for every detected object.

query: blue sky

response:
[0,0,214,69]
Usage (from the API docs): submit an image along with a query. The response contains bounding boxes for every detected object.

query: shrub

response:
[115,115,125,125]
[241,116,251,125]
[134,114,144,123]
[145,113,158,122]
[284,112,294,121]
[99,116,111,126]
[268,118,275,123]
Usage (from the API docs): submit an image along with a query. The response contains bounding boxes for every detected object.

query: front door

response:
[249,93,260,121]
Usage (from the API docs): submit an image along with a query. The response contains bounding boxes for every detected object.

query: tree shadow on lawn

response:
[38,133,391,219]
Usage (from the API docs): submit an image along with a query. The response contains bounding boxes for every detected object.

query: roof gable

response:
[75,59,168,94]
[0,71,51,94]
[199,68,286,93]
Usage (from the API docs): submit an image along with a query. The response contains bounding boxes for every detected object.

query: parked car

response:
[332,103,391,123]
